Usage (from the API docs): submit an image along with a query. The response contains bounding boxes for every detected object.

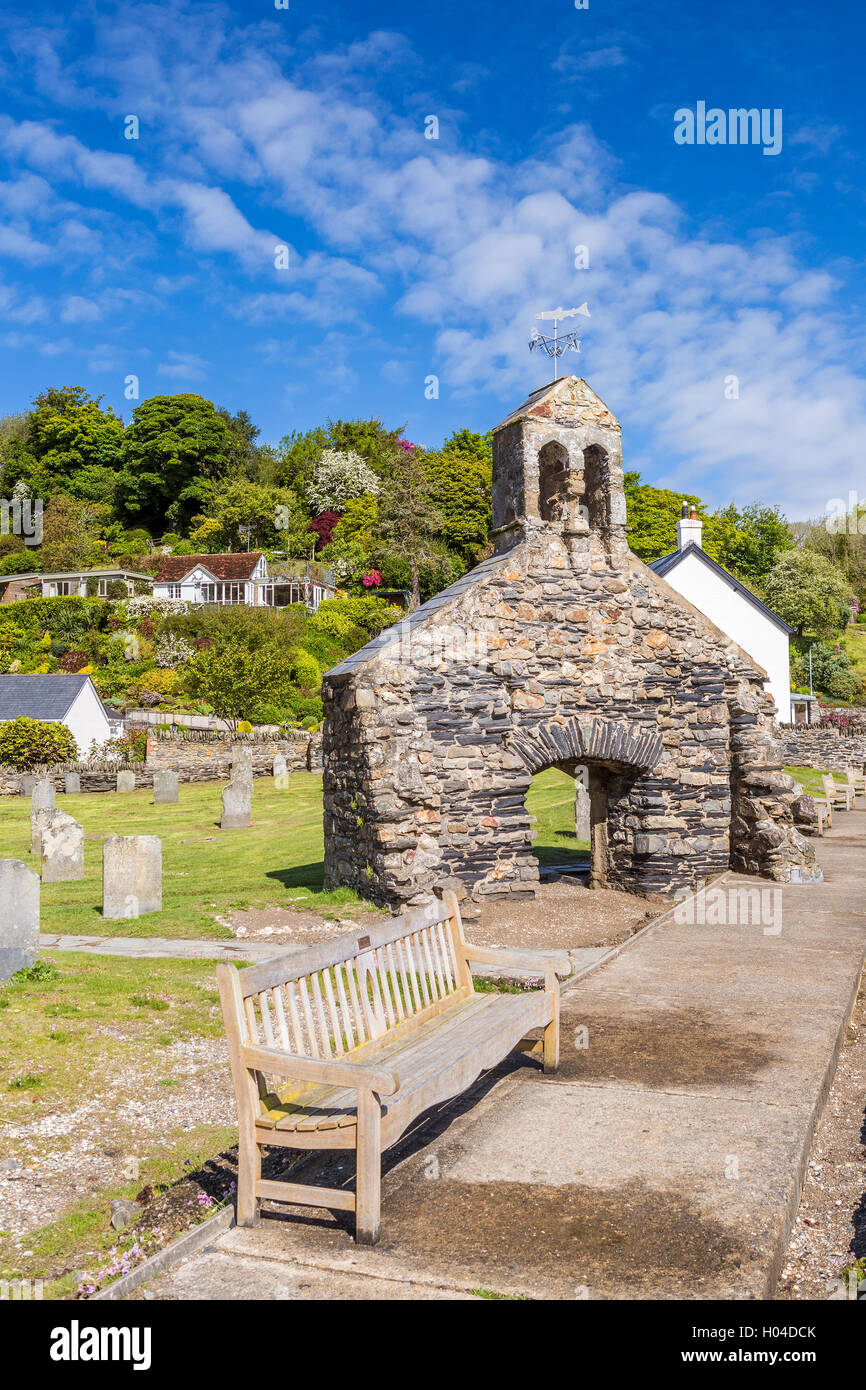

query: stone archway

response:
[506,715,663,778]
[506,716,665,891]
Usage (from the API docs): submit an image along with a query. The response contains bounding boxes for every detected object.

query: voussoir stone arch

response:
[506,716,664,776]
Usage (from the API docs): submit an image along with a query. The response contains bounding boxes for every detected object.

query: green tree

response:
[709,503,792,588]
[624,473,713,563]
[41,494,109,571]
[187,643,296,731]
[376,448,447,607]
[27,387,123,501]
[118,395,235,532]
[763,550,853,638]
[794,642,863,703]
[424,444,491,566]
[0,716,78,767]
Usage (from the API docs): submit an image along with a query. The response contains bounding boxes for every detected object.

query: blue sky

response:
[1,0,864,516]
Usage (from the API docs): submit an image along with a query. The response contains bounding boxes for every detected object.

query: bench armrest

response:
[461,944,571,976]
[241,1044,400,1097]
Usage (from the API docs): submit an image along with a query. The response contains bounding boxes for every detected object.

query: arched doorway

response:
[507,715,665,892]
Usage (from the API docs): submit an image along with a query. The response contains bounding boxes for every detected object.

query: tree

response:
[424,444,491,566]
[189,479,303,551]
[306,449,380,513]
[624,473,712,563]
[763,550,853,638]
[709,503,792,588]
[217,407,262,476]
[376,446,447,607]
[187,643,296,731]
[794,642,863,703]
[118,395,235,532]
[25,387,124,504]
[41,494,109,571]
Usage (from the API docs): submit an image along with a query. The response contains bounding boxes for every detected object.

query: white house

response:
[0,674,115,757]
[0,568,153,604]
[648,505,794,723]
[153,552,336,610]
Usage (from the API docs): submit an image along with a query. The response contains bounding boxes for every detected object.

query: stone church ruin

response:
[323,377,818,908]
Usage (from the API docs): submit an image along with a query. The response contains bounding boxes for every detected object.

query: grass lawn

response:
[528,767,590,867]
[0,772,371,940]
[785,765,851,797]
[843,623,866,681]
[0,767,587,941]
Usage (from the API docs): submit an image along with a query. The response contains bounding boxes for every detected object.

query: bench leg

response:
[355,1089,382,1246]
[237,1132,262,1228]
[543,973,560,1074]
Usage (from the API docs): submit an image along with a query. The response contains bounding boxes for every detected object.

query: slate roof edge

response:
[647,543,795,635]
[324,548,520,679]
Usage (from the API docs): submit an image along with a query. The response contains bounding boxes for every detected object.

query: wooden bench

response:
[217,890,566,1245]
[846,765,865,805]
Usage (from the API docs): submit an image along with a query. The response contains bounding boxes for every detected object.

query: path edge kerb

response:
[89,1204,235,1301]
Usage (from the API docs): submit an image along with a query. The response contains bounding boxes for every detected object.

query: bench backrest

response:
[821,774,837,799]
[229,892,472,1065]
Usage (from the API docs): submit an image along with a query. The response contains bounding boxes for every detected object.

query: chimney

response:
[676,500,703,552]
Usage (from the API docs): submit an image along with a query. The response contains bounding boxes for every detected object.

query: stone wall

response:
[780,725,866,774]
[322,377,816,909]
[0,730,321,795]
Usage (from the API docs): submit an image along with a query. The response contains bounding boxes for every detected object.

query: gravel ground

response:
[0,1037,235,1244]
[775,972,866,1300]
[226,877,659,953]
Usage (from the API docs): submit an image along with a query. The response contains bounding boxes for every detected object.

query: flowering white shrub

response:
[306,449,380,513]
[124,596,187,618]
[156,633,196,668]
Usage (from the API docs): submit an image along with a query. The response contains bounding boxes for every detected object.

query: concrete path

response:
[42,933,605,975]
[126,815,866,1301]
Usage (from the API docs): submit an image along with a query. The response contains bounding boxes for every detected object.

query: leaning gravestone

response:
[30,807,70,857]
[64,772,81,795]
[41,817,85,883]
[116,770,136,794]
[153,770,179,804]
[0,860,40,981]
[221,779,251,830]
[273,752,290,791]
[103,836,162,919]
[31,778,55,814]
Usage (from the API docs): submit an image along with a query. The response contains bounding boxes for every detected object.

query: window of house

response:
[167,583,182,599]
[201,583,217,603]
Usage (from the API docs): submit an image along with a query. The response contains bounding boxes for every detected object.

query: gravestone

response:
[153,770,179,804]
[231,744,254,790]
[116,771,136,794]
[0,860,40,982]
[19,775,35,797]
[64,772,81,795]
[221,779,251,830]
[31,778,55,814]
[30,807,69,857]
[273,752,290,791]
[41,817,85,883]
[102,836,162,919]
[574,767,591,842]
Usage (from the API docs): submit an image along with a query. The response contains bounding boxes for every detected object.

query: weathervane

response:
[529,304,590,380]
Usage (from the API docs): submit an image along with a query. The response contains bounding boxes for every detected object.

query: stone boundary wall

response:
[124,709,283,734]
[780,725,866,773]
[145,730,321,781]
[0,731,321,795]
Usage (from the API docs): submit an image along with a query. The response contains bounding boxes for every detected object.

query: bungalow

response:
[152,553,336,611]
[0,674,117,756]
[0,568,153,604]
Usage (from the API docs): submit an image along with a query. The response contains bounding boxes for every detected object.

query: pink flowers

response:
[362,570,382,588]
[397,439,416,453]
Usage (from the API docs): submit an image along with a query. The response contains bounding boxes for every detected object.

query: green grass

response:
[843,623,866,681]
[526,766,590,868]
[785,764,851,796]
[0,772,371,939]
[0,766,589,941]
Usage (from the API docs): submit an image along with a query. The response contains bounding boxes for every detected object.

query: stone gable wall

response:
[323,532,815,907]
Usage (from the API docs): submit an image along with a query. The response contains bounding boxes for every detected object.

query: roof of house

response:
[647,543,795,635]
[155,552,264,583]
[0,674,107,722]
